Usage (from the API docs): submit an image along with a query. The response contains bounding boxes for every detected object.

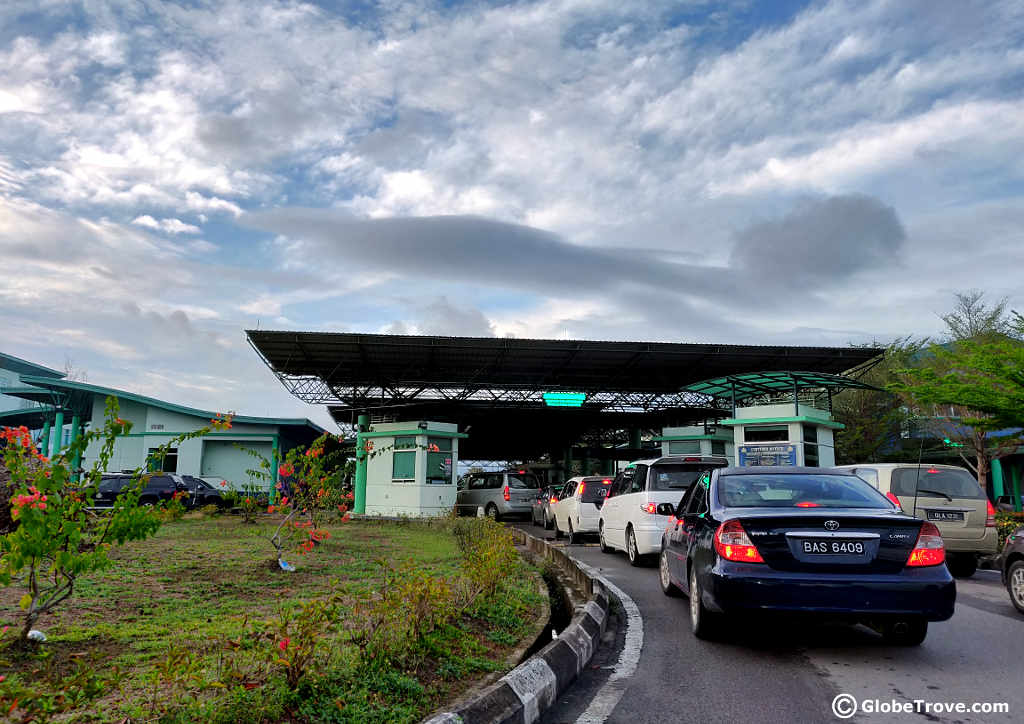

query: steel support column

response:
[354,413,369,514]
[39,421,51,457]
[70,415,81,480]
[50,411,64,458]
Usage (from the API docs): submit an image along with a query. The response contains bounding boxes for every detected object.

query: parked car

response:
[836,463,998,577]
[531,485,561,529]
[600,455,729,566]
[181,475,229,509]
[553,476,613,543]
[1000,524,1024,615]
[92,472,186,508]
[455,469,542,520]
[659,466,955,645]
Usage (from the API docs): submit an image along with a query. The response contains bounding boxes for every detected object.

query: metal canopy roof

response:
[682,371,882,402]
[246,331,882,417]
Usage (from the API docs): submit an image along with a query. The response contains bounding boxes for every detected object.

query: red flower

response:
[279,638,290,651]
[219,480,227,487]
[268,505,276,513]
[341,512,351,522]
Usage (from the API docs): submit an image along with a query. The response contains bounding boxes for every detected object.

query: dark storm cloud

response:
[730,194,906,280]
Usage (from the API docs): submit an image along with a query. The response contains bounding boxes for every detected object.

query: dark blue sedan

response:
[658,467,955,646]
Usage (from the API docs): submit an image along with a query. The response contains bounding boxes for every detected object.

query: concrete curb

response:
[423,528,611,724]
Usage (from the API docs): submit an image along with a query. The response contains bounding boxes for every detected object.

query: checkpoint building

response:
[247,331,882,516]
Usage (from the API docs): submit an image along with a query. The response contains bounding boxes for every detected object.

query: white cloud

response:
[131,215,201,234]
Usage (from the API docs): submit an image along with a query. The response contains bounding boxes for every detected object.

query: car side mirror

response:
[655,503,675,516]
[175,482,188,492]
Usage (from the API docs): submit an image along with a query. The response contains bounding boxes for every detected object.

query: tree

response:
[939,290,1011,340]
[891,335,1024,494]
[832,338,925,464]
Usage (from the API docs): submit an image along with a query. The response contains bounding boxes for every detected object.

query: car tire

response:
[485,503,500,522]
[1007,560,1024,615]
[880,617,928,646]
[567,520,577,544]
[599,523,614,553]
[948,554,978,578]
[545,513,553,530]
[689,565,719,639]
[554,519,563,539]
[660,549,681,597]
[626,526,645,567]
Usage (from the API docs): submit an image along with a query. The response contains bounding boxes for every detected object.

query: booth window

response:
[711,440,726,456]
[149,447,178,473]
[426,437,453,485]
[803,427,819,467]
[668,440,701,455]
[392,436,416,481]
[744,425,788,442]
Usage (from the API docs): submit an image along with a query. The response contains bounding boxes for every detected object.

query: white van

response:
[835,463,998,577]
[552,475,613,543]
[599,455,729,565]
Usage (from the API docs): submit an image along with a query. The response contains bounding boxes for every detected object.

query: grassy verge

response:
[0,515,544,723]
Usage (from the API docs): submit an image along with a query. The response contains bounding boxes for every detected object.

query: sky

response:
[1,0,1022,430]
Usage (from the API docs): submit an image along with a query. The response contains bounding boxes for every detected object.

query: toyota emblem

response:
[824,520,840,531]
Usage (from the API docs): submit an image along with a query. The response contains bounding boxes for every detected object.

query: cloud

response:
[730,194,906,281]
[131,215,201,234]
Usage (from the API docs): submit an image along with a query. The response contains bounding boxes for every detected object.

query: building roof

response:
[247,330,882,412]
[0,406,59,429]
[0,352,65,379]
[682,371,881,402]
[5,375,327,436]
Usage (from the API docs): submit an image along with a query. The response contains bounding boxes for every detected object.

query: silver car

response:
[456,470,542,520]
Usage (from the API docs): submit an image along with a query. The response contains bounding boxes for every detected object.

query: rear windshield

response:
[98,476,128,492]
[891,467,986,500]
[580,478,613,503]
[718,473,892,509]
[508,474,540,489]
[648,464,706,491]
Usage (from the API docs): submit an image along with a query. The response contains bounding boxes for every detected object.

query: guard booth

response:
[655,425,734,460]
[681,372,880,468]
[362,421,466,516]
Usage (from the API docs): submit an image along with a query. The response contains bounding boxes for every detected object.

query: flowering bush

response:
[0,398,229,646]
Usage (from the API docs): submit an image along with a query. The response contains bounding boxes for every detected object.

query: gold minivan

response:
[835,463,998,577]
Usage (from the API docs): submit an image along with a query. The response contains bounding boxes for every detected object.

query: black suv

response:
[92,473,185,508]
[180,475,229,509]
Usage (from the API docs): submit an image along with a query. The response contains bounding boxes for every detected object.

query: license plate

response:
[802,540,865,555]
[927,510,964,522]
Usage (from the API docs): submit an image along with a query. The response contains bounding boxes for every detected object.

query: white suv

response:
[552,476,613,543]
[599,455,728,565]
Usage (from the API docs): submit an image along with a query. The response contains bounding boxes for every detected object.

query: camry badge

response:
[824,520,840,531]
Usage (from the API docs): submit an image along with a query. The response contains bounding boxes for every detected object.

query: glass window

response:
[507,473,540,489]
[611,468,634,496]
[648,464,703,491]
[744,425,789,442]
[668,440,701,455]
[426,449,453,485]
[427,437,452,452]
[684,481,708,515]
[392,440,416,480]
[890,467,985,500]
[711,440,726,456]
[486,473,504,489]
[803,444,819,467]
[853,468,879,487]
[469,474,488,490]
[629,465,647,494]
[717,473,892,509]
[580,477,612,502]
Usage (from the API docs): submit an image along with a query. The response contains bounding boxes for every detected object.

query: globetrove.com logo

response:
[832,694,1009,718]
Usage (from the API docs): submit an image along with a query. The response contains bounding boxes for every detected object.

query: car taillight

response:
[885,491,902,510]
[986,499,996,527]
[503,486,510,502]
[714,520,764,563]
[640,502,657,514]
[795,501,819,507]
[906,521,945,567]
[579,482,586,497]
[549,496,558,504]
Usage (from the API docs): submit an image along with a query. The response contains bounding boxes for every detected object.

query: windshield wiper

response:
[916,488,953,502]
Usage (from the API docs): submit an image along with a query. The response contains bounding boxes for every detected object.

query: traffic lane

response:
[805,570,1023,723]
[515,522,1023,724]
[513,523,835,724]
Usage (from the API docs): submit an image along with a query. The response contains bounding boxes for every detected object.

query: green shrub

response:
[996,512,1024,547]
[199,503,222,517]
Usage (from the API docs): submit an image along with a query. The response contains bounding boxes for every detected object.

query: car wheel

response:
[880,617,928,646]
[567,520,577,544]
[689,565,719,639]
[545,513,553,530]
[599,523,614,553]
[485,503,500,522]
[1007,560,1024,615]
[554,519,563,539]
[660,549,681,597]
[948,554,978,578]
[626,527,644,567]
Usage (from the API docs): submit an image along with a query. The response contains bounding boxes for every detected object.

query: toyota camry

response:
[658,467,956,645]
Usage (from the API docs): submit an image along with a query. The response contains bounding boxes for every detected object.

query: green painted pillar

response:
[39,421,51,458]
[603,457,615,476]
[354,414,369,514]
[629,428,642,451]
[70,415,82,480]
[992,459,1005,499]
[270,435,280,504]
[1012,463,1023,513]
[50,411,64,458]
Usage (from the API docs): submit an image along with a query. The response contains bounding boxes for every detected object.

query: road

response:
[511,522,1023,724]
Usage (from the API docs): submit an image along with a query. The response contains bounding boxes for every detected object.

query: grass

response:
[0,515,545,723]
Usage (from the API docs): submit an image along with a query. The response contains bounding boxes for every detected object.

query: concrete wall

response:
[659,425,735,460]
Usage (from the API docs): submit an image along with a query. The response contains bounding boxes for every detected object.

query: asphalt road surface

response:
[511,521,1023,724]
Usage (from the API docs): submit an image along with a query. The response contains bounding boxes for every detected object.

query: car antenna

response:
[912,434,925,519]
